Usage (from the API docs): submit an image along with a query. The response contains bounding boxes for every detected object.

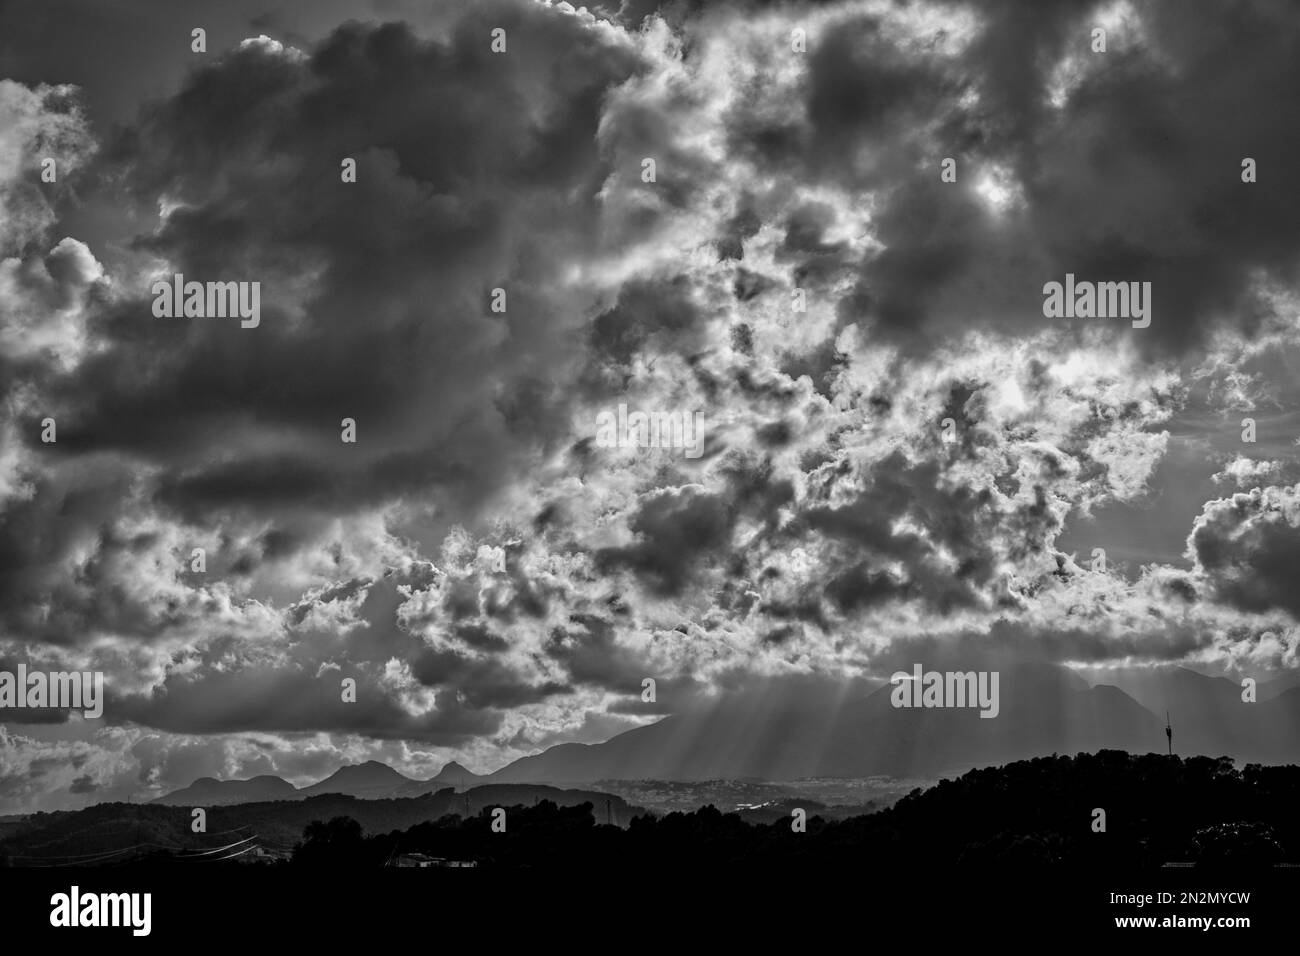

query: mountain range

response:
[155,663,1300,805]
[156,759,483,806]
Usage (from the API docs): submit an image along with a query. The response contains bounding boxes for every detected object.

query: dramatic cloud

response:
[1189,486,1300,619]
[2,0,1300,810]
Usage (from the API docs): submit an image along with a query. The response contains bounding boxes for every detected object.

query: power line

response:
[174,842,261,863]
[13,828,260,865]
[171,835,258,858]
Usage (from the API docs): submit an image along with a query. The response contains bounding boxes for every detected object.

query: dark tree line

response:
[291,752,1300,870]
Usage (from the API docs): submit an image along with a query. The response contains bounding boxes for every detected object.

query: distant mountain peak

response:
[153,774,296,806]
[325,760,406,780]
[433,760,480,782]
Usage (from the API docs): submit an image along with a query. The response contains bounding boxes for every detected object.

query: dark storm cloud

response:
[587,276,707,369]
[1016,0,1300,355]
[720,0,1300,357]
[299,564,579,717]
[721,455,796,527]
[544,612,652,689]
[0,4,659,649]
[0,463,145,644]
[596,485,736,595]
[110,662,502,743]
[797,451,1007,612]
[804,13,960,181]
[1189,486,1300,619]
[716,192,762,262]
[846,176,1049,352]
[4,0,1299,793]
[592,451,794,596]
[870,616,1215,673]
[451,622,511,653]
[22,10,647,528]
[286,576,371,626]
[87,557,580,740]
[480,558,558,622]
[409,648,570,710]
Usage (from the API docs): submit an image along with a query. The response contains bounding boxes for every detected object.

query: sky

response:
[2,0,1300,812]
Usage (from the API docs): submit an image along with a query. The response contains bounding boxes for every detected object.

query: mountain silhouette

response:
[154,758,486,806]
[486,663,1163,783]
[298,760,415,799]
[1084,665,1300,763]
[152,663,1300,803]
[153,775,297,807]
[485,663,1300,784]
[72,754,1300,873]
[430,761,482,786]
